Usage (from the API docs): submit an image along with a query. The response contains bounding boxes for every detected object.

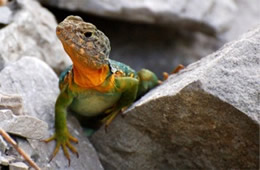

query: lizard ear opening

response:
[84,32,92,38]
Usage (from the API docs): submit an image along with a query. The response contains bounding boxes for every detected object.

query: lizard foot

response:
[162,64,185,81]
[101,110,121,132]
[120,106,129,118]
[44,131,79,166]
[105,106,128,118]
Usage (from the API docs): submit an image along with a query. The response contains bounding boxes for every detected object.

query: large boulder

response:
[0,0,71,73]
[0,57,103,170]
[222,0,260,41]
[39,0,238,34]
[40,0,259,78]
[91,26,260,169]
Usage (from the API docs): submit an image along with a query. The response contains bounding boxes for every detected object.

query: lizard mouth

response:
[56,26,62,36]
[88,54,109,69]
[60,38,109,70]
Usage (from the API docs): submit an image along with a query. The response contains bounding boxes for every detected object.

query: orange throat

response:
[72,64,110,88]
[61,41,110,89]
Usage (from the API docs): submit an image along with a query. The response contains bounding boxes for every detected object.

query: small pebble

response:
[5,155,16,163]
[0,155,9,166]
[9,162,29,170]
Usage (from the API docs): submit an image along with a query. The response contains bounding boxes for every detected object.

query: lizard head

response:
[56,15,111,70]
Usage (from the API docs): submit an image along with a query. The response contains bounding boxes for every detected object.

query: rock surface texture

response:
[0,57,103,170]
[0,93,23,115]
[42,0,259,79]
[0,2,12,25]
[222,0,260,41]
[0,109,48,139]
[0,136,8,153]
[91,26,260,169]
[0,0,71,72]
[40,0,237,34]
[0,155,16,166]
[9,162,29,170]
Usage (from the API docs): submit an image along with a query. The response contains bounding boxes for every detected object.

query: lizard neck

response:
[61,41,110,88]
[72,63,110,88]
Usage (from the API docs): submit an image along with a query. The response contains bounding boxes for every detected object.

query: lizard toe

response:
[66,140,79,158]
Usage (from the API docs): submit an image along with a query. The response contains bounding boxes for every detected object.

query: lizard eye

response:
[84,32,92,38]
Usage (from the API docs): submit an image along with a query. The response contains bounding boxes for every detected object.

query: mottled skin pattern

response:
[44,16,159,164]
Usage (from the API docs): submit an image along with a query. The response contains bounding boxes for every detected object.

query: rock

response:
[44,0,259,79]
[43,0,259,80]
[0,57,103,170]
[6,156,16,163]
[0,57,58,120]
[222,0,260,41]
[0,155,9,166]
[9,162,28,170]
[0,93,23,115]
[0,135,8,153]
[39,0,237,34]
[0,0,71,73]
[91,26,260,169]
[104,24,221,78]
[0,110,48,139]
[0,155,15,166]
[0,56,3,70]
[0,4,12,25]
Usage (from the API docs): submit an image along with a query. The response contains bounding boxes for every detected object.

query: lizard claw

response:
[161,64,185,81]
[172,64,184,74]
[102,110,121,133]
[44,131,79,166]
[104,124,108,133]
[120,107,128,118]
[163,72,169,80]
[121,113,126,118]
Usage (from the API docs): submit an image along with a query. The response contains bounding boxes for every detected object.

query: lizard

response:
[44,15,184,165]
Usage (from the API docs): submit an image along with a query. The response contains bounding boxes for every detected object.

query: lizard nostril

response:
[84,32,92,38]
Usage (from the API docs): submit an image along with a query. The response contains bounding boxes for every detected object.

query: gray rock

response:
[91,26,260,169]
[44,0,259,80]
[6,155,16,162]
[0,54,4,70]
[0,56,58,121]
[222,0,260,41]
[0,5,12,25]
[9,162,28,170]
[0,155,9,166]
[39,0,237,34]
[0,136,8,153]
[105,24,221,79]
[0,155,15,166]
[0,0,71,73]
[0,57,103,170]
[0,93,23,115]
[41,0,259,80]
[0,110,48,139]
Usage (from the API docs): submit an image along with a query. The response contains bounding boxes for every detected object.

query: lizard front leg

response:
[137,69,159,98]
[44,87,78,165]
[102,77,139,129]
